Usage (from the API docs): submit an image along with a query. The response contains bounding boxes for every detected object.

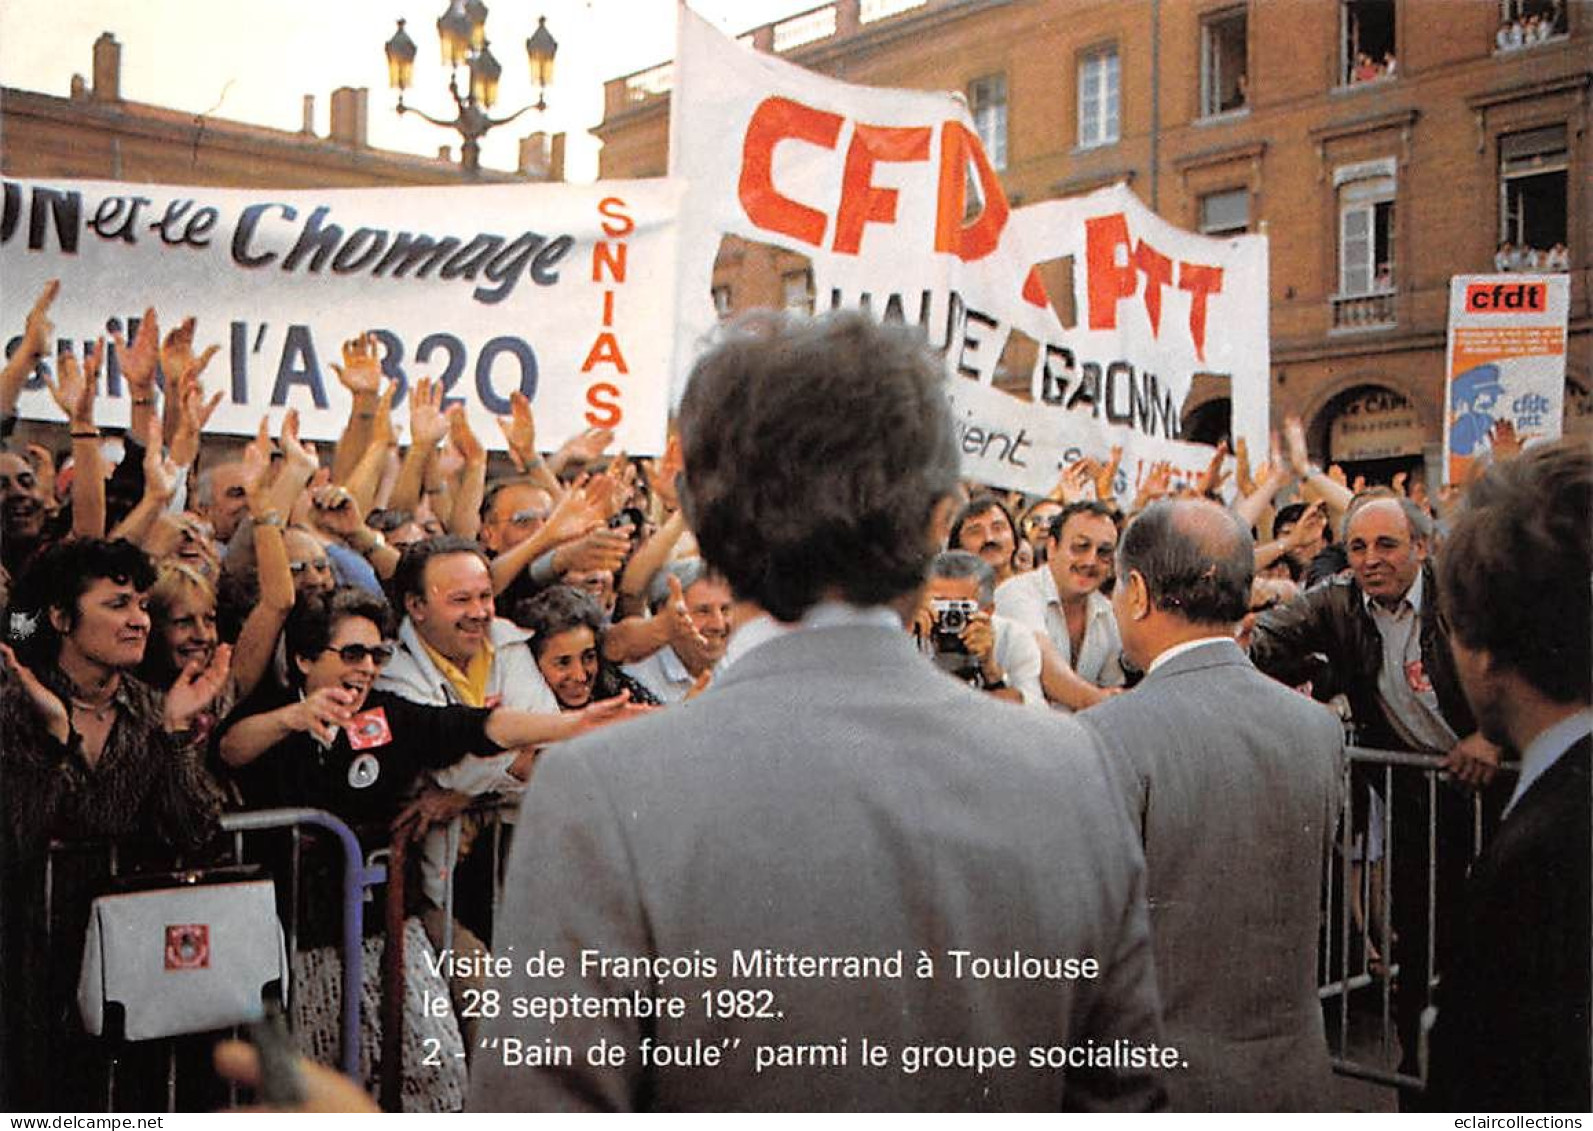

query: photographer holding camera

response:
[914,550,1044,705]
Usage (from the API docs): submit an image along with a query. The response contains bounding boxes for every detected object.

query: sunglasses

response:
[289,558,332,574]
[321,643,395,665]
[0,471,38,492]
[509,508,549,526]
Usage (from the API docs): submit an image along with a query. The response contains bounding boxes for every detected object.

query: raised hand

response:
[290,686,357,745]
[1284,415,1311,476]
[164,642,234,733]
[170,376,224,468]
[659,573,710,656]
[573,689,653,734]
[280,408,317,473]
[48,338,106,427]
[142,417,180,502]
[1196,440,1231,497]
[330,332,382,396]
[309,483,362,538]
[447,405,485,466]
[497,389,538,469]
[1094,444,1124,501]
[1283,500,1328,551]
[110,308,161,400]
[551,425,614,472]
[1488,419,1522,460]
[160,317,219,394]
[1056,459,1092,504]
[408,377,449,448]
[0,640,70,742]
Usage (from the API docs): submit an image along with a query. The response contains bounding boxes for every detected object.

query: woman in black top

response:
[216,587,645,833]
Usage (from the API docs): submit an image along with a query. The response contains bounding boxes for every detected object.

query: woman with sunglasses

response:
[215,586,647,828]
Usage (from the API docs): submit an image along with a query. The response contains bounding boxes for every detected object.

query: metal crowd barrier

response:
[1318,745,1512,1096]
[33,807,380,1110]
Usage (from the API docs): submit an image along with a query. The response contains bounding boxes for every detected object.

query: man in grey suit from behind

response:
[470,312,1167,1112]
[1081,499,1343,1111]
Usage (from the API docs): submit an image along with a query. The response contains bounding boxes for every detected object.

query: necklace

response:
[68,680,118,723]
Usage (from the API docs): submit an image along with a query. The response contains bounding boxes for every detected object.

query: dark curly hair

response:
[283,587,394,688]
[8,537,157,666]
[677,311,959,622]
[513,584,606,660]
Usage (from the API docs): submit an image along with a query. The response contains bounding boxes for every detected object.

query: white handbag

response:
[77,871,289,1041]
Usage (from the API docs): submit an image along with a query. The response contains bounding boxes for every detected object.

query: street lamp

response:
[383,2,558,175]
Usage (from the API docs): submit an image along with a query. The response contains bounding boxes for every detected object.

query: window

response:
[782,269,814,314]
[1495,0,1569,51]
[1201,8,1249,117]
[1333,166,1397,328]
[1078,47,1120,148]
[1339,176,1395,295]
[1499,125,1568,269]
[968,73,1008,170]
[1199,188,1250,237]
[1342,0,1396,86]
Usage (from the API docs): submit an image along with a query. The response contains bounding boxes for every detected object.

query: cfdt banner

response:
[0,177,683,452]
[1443,274,1569,484]
[669,5,1268,497]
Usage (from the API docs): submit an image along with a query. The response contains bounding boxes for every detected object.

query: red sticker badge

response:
[347,707,393,750]
[165,924,210,970]
[1404,660,1433,694]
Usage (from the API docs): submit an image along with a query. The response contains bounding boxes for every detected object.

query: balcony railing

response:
[1331,288,1397,330]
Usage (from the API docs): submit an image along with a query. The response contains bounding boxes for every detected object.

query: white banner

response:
[669,6,1267,497]
[1443,273,1570,484]
[0,177,683,452]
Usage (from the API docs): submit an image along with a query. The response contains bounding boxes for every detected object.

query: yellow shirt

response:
[419,636,496,708]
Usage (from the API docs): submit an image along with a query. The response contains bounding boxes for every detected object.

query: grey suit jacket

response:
[1081,638,1344,1111]
[471,623,1167,1111]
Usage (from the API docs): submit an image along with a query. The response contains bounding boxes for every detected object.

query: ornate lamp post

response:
[383,2,558,175]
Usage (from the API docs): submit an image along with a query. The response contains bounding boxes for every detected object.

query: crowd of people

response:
[1494,240,1573,273]
[1495,7,1566,50]
[0,282,1585,1113]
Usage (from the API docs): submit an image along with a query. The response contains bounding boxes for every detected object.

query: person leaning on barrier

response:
[1247,492,1504,1099]
[618,557,732,704]
[994,500,1127,711]
[1081,499,1344,1110]
[1424,441,1591,1112]
[216,585,645,836]
[0,537,233,1112]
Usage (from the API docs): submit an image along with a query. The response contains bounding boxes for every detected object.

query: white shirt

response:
[994,567,1125,694]
[991,613,1046,707]
[623,645,696,705]
[1505,708,1593,819]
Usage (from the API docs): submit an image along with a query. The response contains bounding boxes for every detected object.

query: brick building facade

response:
[595,0,1590,480]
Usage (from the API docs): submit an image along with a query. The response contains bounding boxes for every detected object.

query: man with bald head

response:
[1250,491,1504,1101]
[1083,499,1343,1110]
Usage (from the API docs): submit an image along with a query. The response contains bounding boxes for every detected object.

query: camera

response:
[927,599,980,682]
[930,598,978,650]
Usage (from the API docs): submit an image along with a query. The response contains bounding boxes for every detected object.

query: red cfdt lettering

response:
[1085,212,1223,362]
[738,95,1015,261]
[1466,282,1546,312]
